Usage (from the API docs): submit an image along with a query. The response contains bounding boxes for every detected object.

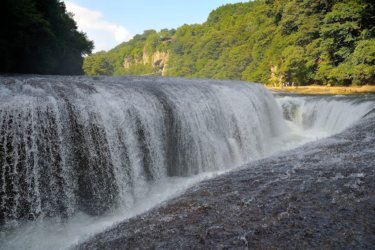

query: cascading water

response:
[276,94,375,138]
[0,76,286,223]
[0,76,374,250]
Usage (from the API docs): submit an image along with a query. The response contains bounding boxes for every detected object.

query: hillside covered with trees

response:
[1,0,93,75]
[84,0,375,86]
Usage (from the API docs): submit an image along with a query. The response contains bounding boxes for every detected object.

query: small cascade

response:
[276,94,375,134]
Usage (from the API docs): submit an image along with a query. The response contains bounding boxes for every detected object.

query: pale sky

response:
[64,0,246,52]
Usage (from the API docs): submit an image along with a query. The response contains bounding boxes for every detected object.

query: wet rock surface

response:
[77,117,375,249]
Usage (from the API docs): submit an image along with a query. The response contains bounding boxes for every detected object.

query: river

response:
[0,76,374,249]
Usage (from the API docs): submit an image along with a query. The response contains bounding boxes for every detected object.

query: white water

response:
[1,171,226,250]
[276,94,375,134]
[0,76,374,250]
[275,94,375,146]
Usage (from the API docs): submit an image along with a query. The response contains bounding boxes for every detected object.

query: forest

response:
[0,0,93,75]
[84,0,375,86]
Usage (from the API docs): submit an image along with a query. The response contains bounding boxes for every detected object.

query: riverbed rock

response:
[77,117,375,249]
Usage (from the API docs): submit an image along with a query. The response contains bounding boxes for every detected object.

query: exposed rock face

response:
[123,58,131,69]
[123,57,142,69]
[143,48,150,65]
[152,51,169,75]
[124,50,169,75]
[270,65,283,87]
[77,117,375,249]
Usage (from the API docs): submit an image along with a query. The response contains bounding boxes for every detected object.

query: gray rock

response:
[77,117,375,249]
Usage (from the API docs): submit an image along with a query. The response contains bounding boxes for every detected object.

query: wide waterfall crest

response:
[0,76,287,223]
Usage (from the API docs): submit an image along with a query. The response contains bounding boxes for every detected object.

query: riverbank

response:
[77,117,375,249]
[267,85,375,95]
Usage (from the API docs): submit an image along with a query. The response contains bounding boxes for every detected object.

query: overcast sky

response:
[64,0,245,52]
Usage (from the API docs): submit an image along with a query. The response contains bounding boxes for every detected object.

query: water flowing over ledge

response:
[0,76,374,249]
[0,76,286,223]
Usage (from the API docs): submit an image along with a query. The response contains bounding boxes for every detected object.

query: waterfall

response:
[0,76,287,224]
[276,94,375,134]
[2,76,375,250]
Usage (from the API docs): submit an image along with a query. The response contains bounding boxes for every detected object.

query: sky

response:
[64,0,245,52]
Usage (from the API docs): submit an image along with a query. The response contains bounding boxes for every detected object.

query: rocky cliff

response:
[123,50,169,76]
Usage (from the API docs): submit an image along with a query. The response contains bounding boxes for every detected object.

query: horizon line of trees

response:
[84,0,375,86]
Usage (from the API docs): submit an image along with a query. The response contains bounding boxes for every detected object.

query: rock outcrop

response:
[123,50,169,76]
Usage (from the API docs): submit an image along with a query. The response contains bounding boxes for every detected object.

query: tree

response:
[83,52,114,76]
[320,1,365,66]
[279,46,308,85]
[0,0,93,75]
[351,39,375,85]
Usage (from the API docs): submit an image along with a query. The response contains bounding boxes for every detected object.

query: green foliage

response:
[0,0,93,75]
[84,0,374,85]
[279,46,308,85]
[84,29,175,76]
[320,1,364,65]
[351,39,375,84]
[83,52,113,76]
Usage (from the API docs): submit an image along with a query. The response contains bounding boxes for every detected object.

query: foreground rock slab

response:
[77,118,375,249]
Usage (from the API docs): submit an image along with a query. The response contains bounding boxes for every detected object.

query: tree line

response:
[0,0,93,75]
[84,0,374,86]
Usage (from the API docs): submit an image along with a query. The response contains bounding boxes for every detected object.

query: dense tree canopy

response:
[0,0,93,75]
[84,0,375,85]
